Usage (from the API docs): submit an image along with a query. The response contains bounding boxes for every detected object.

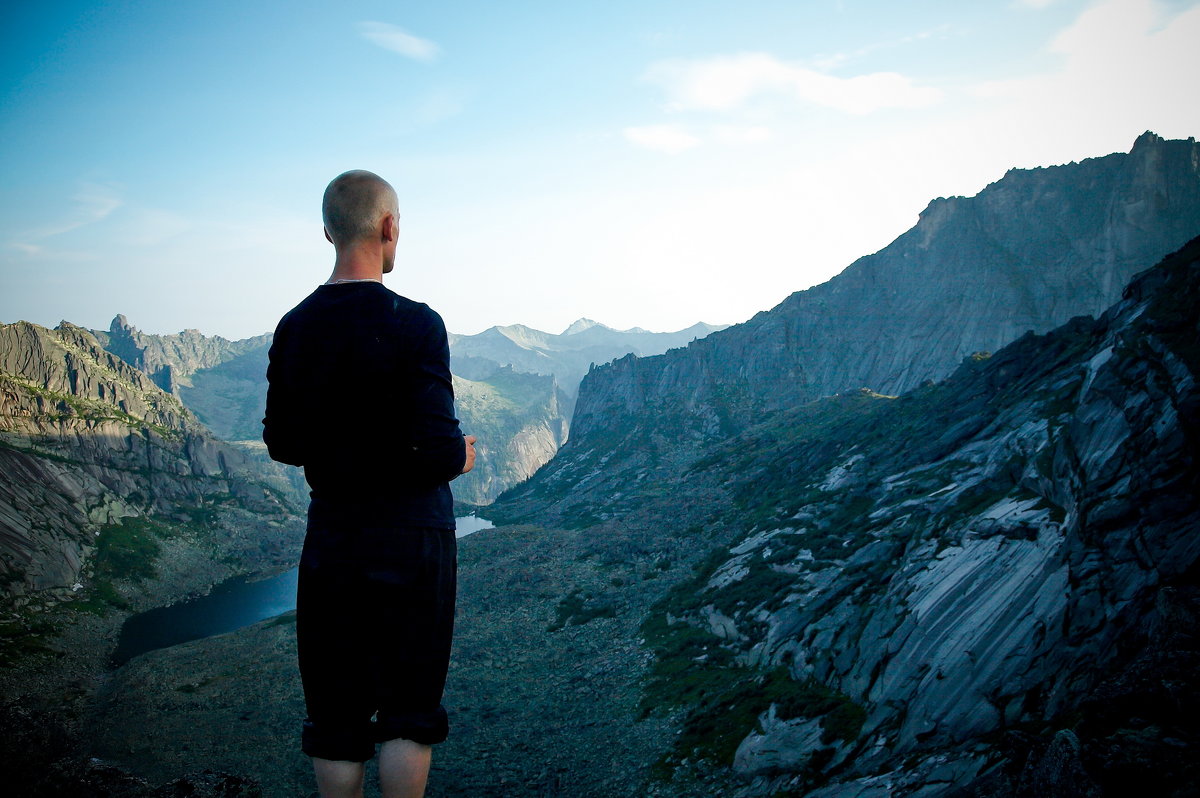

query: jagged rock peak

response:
[110,314,133,333]
[1132,129,1166,150]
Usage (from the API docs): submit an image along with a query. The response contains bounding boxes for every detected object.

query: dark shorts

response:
[296,505,457,762]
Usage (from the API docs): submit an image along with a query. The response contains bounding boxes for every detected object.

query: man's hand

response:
[461,435,477,474]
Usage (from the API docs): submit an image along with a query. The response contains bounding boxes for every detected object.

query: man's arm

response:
[262,326,306,466]
[407,309,471,482]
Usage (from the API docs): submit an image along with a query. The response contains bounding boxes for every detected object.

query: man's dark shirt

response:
[263,281,465,529]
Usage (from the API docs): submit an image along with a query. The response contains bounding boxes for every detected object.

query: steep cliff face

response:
[564,133,1200,459]
[451,368,571,505]
[0,321,304,604]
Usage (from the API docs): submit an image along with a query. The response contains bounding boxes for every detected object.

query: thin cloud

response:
[811,25,954,71]
[642,53,942,115]
[623,124,701,155]
[358,21,440,62]
[11,181,123,252]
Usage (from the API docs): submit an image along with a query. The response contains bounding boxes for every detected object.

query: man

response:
[263,169,475,798]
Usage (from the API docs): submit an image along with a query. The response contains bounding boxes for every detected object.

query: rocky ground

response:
[1,518,735,797]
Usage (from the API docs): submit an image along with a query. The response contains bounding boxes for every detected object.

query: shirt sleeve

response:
[406,308,468,482]
[262,322,306,466]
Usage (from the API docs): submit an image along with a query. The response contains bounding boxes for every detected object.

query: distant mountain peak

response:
[562,318,606,335]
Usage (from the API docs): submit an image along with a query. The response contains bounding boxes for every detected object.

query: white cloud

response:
[358,22,440,62]
[713,125,773,144]
[642,53,942,115]
[623,124,700,154]
[972,0,1200,153]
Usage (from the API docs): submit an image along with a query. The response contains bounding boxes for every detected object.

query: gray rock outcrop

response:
[637,238,1200,794]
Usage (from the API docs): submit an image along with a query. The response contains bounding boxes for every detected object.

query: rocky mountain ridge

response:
[560,132,1200,462]
[0,320,305,605]
[452,368,571,504]
[94,313,723,505]
[94,314,271,397]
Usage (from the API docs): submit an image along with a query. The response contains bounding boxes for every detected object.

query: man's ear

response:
[382,212,399,242]
[323,227,333,244]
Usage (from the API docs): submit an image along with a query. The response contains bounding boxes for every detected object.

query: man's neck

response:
[326,247,385,284]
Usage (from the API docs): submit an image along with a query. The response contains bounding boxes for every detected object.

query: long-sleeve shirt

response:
[263,281,465,529]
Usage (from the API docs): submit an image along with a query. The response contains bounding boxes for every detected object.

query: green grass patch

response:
[74,516,165,612]
[708,559,797,617]
[0,616,60,667]
[644,659,866,778]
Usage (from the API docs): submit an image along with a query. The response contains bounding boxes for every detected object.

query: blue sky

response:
[2,0,1198,339]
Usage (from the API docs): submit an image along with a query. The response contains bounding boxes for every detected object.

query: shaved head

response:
[321,170,399,248]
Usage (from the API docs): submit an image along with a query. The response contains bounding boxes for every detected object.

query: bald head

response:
[321,170,399,249]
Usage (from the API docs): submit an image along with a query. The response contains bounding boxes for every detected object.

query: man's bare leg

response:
[379,738,432,798]
[312,758,365,798]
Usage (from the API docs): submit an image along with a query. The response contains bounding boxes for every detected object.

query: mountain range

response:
[1,132,1197,797]
[497,131,1200,526]
[449,318,726,400]
[0,321,306,604]
[73,315,722,506]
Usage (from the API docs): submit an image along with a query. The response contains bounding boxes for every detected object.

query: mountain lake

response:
[112,514,494,664]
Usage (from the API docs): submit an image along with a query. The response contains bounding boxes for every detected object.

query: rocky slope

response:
[0,320,305,605]
[488,236,1200,796]
[561,132,1200,460]
[92,315,274,442]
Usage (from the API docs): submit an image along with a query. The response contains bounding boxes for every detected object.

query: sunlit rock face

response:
[451,368,571,505]
[0,321,303,603]
[563,133,1200,456]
